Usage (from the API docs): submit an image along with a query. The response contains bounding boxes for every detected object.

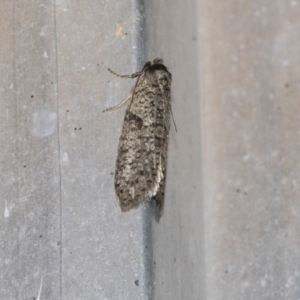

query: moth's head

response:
[144,59,172,91]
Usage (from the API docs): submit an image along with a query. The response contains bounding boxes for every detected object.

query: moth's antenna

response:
[107,68,140,79]
[169,104,177,132]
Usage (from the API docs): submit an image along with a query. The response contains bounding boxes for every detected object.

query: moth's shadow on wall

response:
[147,199,163,223]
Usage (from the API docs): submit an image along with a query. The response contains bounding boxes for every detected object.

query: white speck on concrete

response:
[231,55,238,62]
[285,276,295,288]
[233,111,239,118]
[282,60,290,67]
[63,152,69,163]
[39,25,47,36]
[37,276,43,300]
[32,108,57,137]
[4,200,9,218]
[243,154,250,162]
[260,277,267,287]
[290,1,298,7]
[43,51,48,58]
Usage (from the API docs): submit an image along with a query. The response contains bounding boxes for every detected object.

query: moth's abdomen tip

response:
[119,203,135,212]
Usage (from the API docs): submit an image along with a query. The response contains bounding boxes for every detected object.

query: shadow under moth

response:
[104,59,175,219]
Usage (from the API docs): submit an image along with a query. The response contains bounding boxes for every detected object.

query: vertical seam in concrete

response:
[132,0,145,68]
[196,2,208,299]
[11,1,20,299]
[142,206,154,300]
[132,0,154,298]
[53,1,63,299]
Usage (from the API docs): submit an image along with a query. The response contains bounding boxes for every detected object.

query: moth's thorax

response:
[142,69,172,94]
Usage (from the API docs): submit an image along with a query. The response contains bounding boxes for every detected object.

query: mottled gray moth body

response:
[104,59,172,219]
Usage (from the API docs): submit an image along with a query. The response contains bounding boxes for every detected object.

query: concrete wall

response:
[199,1,300,299]
[1,0,300,299]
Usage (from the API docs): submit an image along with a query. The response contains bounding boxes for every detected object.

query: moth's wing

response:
[148,103,170,218]
[115,90,170,212]
[153,138,168,220]
[114,109,155,211]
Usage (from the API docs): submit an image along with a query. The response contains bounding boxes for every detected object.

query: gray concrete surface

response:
[145,1,204,300]
[1,0,203,299]
[198,1,300,299]
[2,0,300,300]
[1,1,152,299]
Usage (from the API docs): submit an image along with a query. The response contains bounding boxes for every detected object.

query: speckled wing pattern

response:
[114,59,172,217]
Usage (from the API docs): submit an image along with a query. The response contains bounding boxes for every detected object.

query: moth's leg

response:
[103,94,131,112]
[108,68,140,78]
[103,68,140,112]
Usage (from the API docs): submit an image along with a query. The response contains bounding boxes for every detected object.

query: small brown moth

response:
[104,59,175,219]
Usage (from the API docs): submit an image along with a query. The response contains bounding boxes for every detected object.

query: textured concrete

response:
[0,1,61,299]
[198,1,300,299]
[145,1,204,300]
[0,1,150,299]
[2,0,299,300]
[0,0,204,298]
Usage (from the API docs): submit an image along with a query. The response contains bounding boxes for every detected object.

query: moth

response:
[104,59,175,218]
